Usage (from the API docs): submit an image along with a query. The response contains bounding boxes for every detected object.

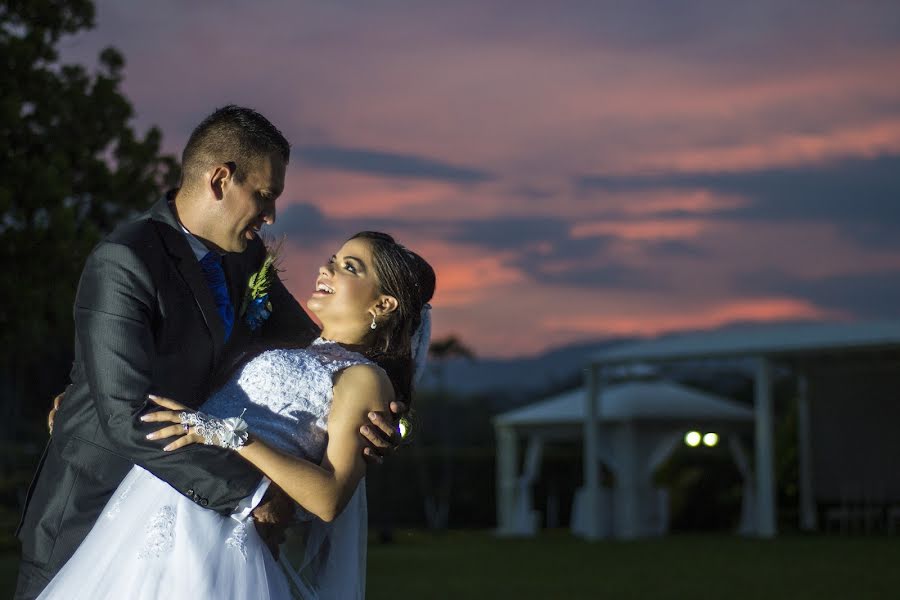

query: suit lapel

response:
[148,198,226,364]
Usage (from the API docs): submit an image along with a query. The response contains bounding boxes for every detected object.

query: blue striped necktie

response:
[199,251,234,341]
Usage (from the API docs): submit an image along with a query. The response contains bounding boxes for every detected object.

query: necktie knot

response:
[200,251,220,266]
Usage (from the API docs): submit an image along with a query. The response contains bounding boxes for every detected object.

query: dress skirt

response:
[38,465,293,599]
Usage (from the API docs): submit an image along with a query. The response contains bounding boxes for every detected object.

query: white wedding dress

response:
[39,338,372,600]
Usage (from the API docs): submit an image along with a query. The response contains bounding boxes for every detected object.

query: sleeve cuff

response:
[230,476,271,523]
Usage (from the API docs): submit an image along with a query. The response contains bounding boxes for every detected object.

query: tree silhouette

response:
[0,0,178,436]
[428,336,475,363]
[417,335,475,529]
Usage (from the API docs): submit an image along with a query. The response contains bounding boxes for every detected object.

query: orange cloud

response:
[628,118,900,174]
[571,219,710,241]
[406,240,527,307]
[614,190,749,216]
[540,298,841,338]
[286,169,456,218]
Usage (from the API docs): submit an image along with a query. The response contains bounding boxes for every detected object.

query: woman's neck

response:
[319,327,371,353]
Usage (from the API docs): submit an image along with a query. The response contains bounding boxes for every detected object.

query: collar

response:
[166,196,215,261]
[180,221,213,261]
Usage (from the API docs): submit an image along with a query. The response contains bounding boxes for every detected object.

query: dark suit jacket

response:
[16,197,318,574]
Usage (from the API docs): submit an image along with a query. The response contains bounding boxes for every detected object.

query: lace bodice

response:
[200,338,374,464]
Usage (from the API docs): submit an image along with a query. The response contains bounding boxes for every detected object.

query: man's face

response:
[216,153,286,253]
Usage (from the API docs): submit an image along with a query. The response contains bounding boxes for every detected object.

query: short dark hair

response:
[180,105,290,187]
[350,231,436,406]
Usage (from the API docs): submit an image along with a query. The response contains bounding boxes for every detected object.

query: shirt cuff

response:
[230,476,271,522]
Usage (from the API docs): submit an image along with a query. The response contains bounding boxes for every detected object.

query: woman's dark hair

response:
[351,231,436,406]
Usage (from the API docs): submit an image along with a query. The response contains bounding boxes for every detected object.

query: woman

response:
[38,231,436,599]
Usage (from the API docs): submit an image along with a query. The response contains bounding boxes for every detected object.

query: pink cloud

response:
[571,219,710,241]
[541,298,841,339]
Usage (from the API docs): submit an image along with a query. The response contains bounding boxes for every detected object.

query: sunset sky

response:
[62,1,900,357]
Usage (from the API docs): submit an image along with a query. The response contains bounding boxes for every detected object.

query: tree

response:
[428,336,475,364]
[0,0,178,436]
[417,335,475,529]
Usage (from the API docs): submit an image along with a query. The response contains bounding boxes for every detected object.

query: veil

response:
[280,480,367,599]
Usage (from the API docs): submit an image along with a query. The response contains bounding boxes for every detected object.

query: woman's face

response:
[306,238,385,330]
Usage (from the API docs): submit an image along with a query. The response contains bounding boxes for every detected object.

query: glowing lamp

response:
[703,432,719,447]
[684,431,701,447]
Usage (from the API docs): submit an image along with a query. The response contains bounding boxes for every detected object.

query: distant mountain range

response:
[418,338,628,399]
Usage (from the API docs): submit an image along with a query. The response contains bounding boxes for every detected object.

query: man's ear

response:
[375,295,399,317]
[209,162,236,200]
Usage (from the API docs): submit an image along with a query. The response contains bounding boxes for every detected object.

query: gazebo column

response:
[582,363,602,540]
[495,425,518,535]
[510,435,545,535]
[754,356,777,537]
[728,434,756,536]
[614,420,640,539]
[797,374,817,531]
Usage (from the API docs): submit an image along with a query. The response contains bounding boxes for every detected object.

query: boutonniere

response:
[239,240,282,331]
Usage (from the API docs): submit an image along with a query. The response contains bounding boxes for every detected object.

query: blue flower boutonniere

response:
[240,241,282,331]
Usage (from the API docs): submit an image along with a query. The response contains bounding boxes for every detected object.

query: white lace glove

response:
[180,409,250,450]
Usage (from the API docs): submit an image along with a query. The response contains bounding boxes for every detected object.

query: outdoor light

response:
[398,416,411,440]
[703,432,719,447]
[684,431,701,447]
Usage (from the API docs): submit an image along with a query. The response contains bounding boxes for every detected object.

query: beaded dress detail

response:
[201,338,374,462]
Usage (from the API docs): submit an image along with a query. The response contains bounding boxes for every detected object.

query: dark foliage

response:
[0,0,178,440]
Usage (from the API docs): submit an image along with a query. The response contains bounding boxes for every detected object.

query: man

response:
[15,106,399,599]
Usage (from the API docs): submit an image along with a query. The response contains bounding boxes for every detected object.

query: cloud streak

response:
[295,145,492,183]
[578,153,900,221]
[741,268,900,320]
[579,153,900,248]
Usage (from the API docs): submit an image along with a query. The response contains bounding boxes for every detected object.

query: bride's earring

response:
[370,313,377,330]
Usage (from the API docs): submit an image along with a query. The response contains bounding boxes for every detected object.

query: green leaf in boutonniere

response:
[240,237,283,330]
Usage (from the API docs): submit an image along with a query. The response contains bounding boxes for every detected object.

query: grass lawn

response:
[1,531,897,598]
[366,530,900,600]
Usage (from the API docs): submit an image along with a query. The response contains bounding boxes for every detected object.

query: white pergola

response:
[581,320,900,540]
[494,381,754,539]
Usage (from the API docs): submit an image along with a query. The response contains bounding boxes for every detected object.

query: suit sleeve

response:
[74,241,262,514]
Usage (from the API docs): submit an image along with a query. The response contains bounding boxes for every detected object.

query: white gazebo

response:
[580,320,900,540]
[494,381,754,539]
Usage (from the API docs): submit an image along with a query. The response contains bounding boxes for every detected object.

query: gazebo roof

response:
[493,380,752,427]
[590,320,900,365]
